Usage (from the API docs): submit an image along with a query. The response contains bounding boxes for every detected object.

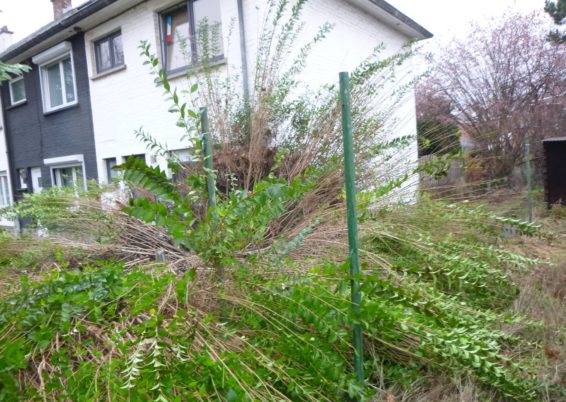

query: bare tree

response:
[423,12,566,180]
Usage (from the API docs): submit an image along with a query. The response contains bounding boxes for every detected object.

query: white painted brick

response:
[85,0,420,183]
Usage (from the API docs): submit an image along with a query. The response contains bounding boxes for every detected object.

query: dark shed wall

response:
[1,32,97,197]
[544,140,566,206]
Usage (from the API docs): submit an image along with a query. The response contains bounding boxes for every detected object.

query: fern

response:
[115,156,181,203]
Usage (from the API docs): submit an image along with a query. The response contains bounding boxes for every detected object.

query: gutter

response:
[237,0,250,104]
[368,0,433,40]
[0,0,120,62]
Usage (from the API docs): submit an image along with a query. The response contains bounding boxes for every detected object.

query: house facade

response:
[0,0,431,220]
[1,34,98,196]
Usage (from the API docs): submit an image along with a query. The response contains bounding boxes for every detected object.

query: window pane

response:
[10,79,25,103]
[62,58,75,102]
[165,8,191,70]
[193,0,223,59]
[55,166,82,188]
[58,167,73,187]
[171,148,191,163]
[75,166,84,188]
[112,35,124,66]
[47,63,63,107]
[97,39,112,71]
[106,158,119,182]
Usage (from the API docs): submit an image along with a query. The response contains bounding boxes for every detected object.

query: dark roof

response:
[0,0,119,62]
[368,0,433,39]
[543,137,566,143]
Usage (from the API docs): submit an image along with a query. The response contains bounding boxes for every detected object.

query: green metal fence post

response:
[200,107,216,208]
[339,71,364,396]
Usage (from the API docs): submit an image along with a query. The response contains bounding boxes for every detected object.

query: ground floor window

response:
[53,165,84,189]
[124,153,145,163]
[105,157,119,183]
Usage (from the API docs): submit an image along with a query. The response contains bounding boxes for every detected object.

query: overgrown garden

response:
[0,1,564,401]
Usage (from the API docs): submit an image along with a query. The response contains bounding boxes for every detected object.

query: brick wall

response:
[1,32,98,196]
[85,0,419,184]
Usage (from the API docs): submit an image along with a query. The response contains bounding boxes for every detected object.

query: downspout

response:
[237,0,250,104]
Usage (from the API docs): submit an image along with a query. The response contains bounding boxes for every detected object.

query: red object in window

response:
[166,15,172,44]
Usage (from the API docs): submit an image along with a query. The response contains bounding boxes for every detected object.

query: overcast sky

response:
[0,0,548,46]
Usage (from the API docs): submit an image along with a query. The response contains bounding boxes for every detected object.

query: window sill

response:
[167,57,227,81]
[6,100,27,110]
[90,64,127,81]
[43,102,79,116]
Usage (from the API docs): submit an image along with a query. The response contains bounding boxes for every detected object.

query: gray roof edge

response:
[368,0,433,40]
[0,0,119,62]
[543,137,566,143]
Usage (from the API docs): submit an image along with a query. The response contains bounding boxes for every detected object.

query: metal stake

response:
[339,71,364,397]
[200,107,216,208]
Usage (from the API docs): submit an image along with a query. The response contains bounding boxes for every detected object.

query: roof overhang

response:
[346,0,433,41]
[543,137,566,143]
[0,0,145,64]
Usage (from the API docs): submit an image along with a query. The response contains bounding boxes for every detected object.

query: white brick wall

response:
[85,0,420,183]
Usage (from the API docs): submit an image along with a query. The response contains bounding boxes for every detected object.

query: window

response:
[124,153,146,163]
[33,42,78,113]
[44,154,86,190]
[9,77,26,106]
[160,0,223,74]
[105,157,120,182]
[169,149,193,183]
[40,55,77,111]
[95,31,124,73]
[0,174,10,206]
[53,165,84,189]
[169,148,191,163]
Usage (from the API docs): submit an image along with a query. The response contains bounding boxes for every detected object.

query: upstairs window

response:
[160,0,223,74]
[32,42,78,113]
[9,77,26,106]
[41,56,76,111]
[95,31,124,73]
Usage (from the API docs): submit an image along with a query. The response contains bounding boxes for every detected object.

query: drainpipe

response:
[237,0,250,104]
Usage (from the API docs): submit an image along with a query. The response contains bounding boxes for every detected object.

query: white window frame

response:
[39,54,78,113]
[44,154,87,191]
[0,173,11,207]
[33,42,78,113]
[8,76,26,106]
[51,164,86,190]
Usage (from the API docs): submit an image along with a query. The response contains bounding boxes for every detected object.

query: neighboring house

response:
[0,0,431,219]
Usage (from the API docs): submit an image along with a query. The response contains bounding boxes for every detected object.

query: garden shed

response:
[543,137,566,206]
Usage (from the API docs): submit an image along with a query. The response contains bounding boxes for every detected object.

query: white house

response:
[0,0,431,223]
[82,0,431,183]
